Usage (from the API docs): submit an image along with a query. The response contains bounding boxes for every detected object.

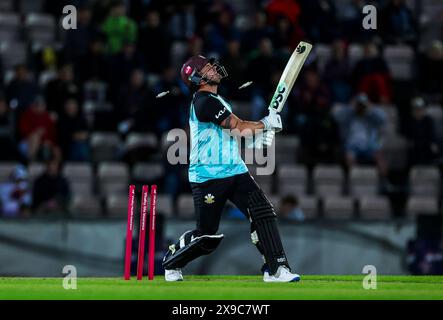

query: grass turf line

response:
[1,275,443,300]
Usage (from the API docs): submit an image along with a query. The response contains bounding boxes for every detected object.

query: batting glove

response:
[260,109,282,132]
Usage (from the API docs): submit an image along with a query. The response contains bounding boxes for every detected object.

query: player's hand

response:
[246,130,275,149]
[262,130,275,147]
[260,109,282,132]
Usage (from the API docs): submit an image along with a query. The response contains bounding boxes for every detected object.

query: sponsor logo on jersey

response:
[215,107,227,119]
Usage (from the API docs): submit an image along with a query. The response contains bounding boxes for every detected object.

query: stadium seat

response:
[97,162,129,196]
[125,133,158,150]
[83,81,108,104]
[70,194,102,217]
[25,13,56,44]
[0,162,19,182]
[383,45,414,80]
[156,194,174,218]
[359,196,391,220]
[313,165,344,197]
[249,169,273,194]
[323,197,355,219]
[105,194,128,217]
[379,105,399,125]
[0,41,27,69]
[107,190,173,217]
[409,166,440,197]
[170,41,187,70]
[0,13,21,41]
[90,132,122,162]
[132,163,164,183]
[426,105,443,121]
[382,134,408,170]
[314,43,331,73]
[0,0,14,12]
[28,162,45,183]
[275,135,299,164]
[299,196,319,219]
[63,163,93,196]
[348,43,364,67]
[278,164,307,196]
[19,0,44,14]
[406,196,439,216]
[177,194,195,219]
[350,166,378,196]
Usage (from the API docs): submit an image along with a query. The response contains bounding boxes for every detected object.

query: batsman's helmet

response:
[180,55,210,88]
[180,55,228,88]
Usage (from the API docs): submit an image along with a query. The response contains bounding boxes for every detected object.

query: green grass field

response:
[1,275,443,300]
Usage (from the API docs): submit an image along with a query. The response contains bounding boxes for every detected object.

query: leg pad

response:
[163,230,224,269]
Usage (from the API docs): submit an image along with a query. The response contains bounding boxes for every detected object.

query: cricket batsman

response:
[162,55,300,283]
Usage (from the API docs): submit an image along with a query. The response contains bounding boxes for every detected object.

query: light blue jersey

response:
[188,91,248,183]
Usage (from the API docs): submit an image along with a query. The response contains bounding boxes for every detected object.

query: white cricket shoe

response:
[165,269,183,282]
[263,266,301,283]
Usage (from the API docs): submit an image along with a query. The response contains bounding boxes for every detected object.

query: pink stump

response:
[136,185,149,280]
[124,185,135,280]
[148,185,157,280]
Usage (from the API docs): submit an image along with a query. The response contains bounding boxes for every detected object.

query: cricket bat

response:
[268,41,313,113]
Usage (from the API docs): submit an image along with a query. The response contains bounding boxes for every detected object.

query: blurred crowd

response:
[0,0,442,219]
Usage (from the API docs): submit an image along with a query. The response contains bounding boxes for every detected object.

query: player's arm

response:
[220,114,264,136]
[195,95,282,136]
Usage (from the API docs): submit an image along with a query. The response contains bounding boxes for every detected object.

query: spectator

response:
[44,64,80,115]
[241,11,273,55]
[246,38,284,118]
[294,68,331,114]
[323,39,352,103]
[6,64,40,112]
[407,238,443,275]
[279,195,305,221]
[204,8,240,56]
[403,97,439,166]
[380,0,418,45]
[0,95,22,161]
[0,55,3,91]
[57,99,90,162]
[185,36,205,62]
[297,102,342,173]
[418,40,443,97]
[271,15,302,52]
[266,0,302,32]
[221,39,248,99]
[352,42,392,103]
[64,4,97,64]
[150,66,188,136]
[249,38,297,119]
[101,1,138,54]
[32,158,71,215]
[108,41,145,100]
[336,0,373,42]
[168,2,196,41]
[77,35,109,83]
[334,93,388,182]
[18,96,59,162]
[138,10,171,74]
[0,165,31,218]
[115,69,152,133]
[298,0,337,43]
